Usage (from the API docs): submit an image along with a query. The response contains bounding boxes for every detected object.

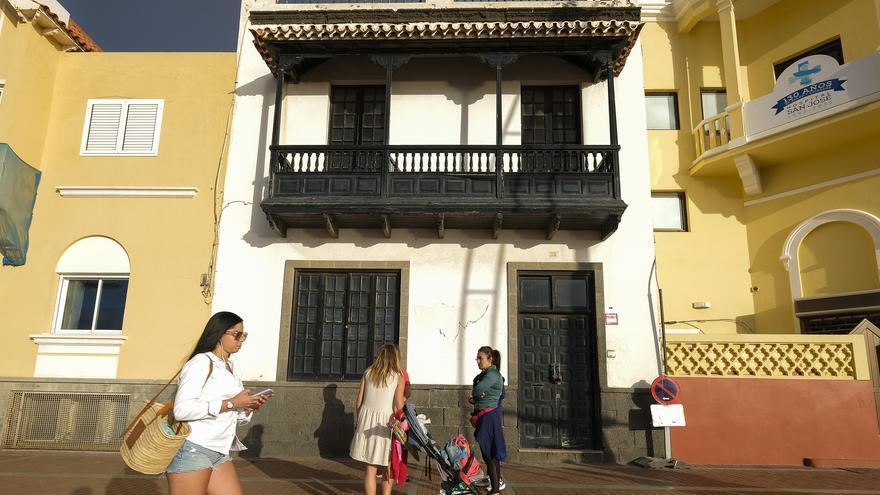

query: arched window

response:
[53,236,130,333]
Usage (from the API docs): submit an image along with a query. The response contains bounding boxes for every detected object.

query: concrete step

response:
[515,448,605,464]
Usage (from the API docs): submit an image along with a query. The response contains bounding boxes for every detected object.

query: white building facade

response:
[214,0,662,461]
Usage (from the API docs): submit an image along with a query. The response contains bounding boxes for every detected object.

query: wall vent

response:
[3,392,130,451]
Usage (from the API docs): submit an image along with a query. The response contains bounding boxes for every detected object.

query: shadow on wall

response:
[600,380,662,462]
[313,384,355,458]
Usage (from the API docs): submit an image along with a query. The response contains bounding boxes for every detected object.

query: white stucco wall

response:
[215,3,659,388]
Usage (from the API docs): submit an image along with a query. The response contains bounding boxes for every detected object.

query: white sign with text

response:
[744,52,880,137]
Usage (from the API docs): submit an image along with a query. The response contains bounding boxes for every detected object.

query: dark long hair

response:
[478,345,502,370]
[188,311,243,360]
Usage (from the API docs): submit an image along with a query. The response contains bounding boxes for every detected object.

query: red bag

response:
[469,407,495,427]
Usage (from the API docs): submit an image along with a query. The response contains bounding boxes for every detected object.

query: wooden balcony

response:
[261,144,625,239]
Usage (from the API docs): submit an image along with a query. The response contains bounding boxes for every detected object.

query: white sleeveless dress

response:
[349,370,400,466]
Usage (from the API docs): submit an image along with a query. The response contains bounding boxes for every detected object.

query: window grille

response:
[289,270,400,380]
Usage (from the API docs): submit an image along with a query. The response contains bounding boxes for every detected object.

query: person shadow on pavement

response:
[102,476,162,495]
[313,384,354,458]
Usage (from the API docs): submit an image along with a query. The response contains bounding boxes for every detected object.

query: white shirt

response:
[173,352,251,455]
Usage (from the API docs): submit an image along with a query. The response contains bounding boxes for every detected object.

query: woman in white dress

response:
[350,344,406,495]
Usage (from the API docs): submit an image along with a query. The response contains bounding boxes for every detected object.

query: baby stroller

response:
[403,403,486,495]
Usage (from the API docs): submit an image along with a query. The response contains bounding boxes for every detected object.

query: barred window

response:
[288,270,399,380]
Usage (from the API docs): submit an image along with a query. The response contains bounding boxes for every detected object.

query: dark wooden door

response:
[328,85,385,171]
[518,272,598,449]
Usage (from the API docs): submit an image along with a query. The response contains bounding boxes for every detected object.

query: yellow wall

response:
[739,0,880,98]
[646,0,880,334]
[0,52,235,378]
[799,221,880,297]
[0,5,62,166]
[745,171,880,333]
[642,21,754,333]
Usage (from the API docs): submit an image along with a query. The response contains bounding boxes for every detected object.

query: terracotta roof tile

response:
[37,3,101,52]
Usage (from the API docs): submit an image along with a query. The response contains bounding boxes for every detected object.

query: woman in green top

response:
[469,346,507,494]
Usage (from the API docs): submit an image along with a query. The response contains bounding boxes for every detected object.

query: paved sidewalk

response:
[2,450,880,495]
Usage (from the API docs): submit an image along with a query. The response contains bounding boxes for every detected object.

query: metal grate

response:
[3,392,130,451]
[801,311,880,335]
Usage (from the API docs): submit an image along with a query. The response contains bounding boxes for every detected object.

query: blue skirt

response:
[474,407,507,461]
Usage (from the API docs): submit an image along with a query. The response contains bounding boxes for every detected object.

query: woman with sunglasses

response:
[167,311,272,495]
[469,346,507,494]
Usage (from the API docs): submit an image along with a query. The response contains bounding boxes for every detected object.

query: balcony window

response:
[522,86,582,145]
[651,192,688,232]
[289,270,399,380]
[700,90,727,120]
[645,92,679,130]
[328,86,385,171]
[774,38,844,80]
[0,81,5,104]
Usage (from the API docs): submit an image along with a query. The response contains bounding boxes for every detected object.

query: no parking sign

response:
[650,376,681,404]
[650,376,686,427]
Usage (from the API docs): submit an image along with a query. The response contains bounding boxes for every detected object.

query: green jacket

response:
[472,365,504,411]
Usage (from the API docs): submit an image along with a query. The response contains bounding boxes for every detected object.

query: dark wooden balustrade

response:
[262,144,625,238]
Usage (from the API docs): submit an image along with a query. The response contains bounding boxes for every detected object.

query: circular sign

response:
[650,376,681,404]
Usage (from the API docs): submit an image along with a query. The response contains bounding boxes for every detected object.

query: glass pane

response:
[652,194,685,231]
[61,280,99,330]
[645,94,677,130]
[95,279,129,330]
[555,278,588,308]
[520,277,551,309]
[701,91,727,120]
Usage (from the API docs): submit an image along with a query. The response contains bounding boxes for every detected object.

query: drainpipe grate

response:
[3,391,130,451]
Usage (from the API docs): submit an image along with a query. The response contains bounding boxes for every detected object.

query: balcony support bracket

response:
[266,213,286,238]
[601,213,622,240]
[382,215,392,239]
[546,214,562,240]
[324,213,339,239]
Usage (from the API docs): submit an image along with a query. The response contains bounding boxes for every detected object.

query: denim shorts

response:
[166,440,232,474]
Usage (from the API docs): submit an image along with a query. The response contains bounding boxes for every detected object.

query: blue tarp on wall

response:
[0,143,41,266]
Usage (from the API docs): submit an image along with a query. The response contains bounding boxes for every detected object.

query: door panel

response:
[518,272,597,449]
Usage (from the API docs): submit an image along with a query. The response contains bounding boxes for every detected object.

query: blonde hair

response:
[366,344,401,388]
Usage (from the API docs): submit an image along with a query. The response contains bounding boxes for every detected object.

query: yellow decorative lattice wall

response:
[664,334,870,380]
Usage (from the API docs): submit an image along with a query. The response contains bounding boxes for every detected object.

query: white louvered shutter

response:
[121,103,160,153]
[84,103,123,152]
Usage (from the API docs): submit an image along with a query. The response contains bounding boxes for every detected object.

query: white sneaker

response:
[485,479,506,493]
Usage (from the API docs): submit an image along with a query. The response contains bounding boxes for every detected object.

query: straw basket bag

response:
[120,361,213,474]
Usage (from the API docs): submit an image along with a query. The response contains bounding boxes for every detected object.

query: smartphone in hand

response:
[251,388,274,397]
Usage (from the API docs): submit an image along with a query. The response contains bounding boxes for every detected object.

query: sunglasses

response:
[226,330,248,341]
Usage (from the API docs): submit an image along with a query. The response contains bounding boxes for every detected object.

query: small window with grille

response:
[289,270,399,380]
[80,99,164,156]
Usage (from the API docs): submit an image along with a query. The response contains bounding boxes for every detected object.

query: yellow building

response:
[0,0,235,450]
[641,0,880,335]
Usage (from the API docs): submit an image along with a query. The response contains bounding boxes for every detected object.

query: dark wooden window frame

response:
[773,38,844,80]
[520,85,583,146]
[328,85,386,146]
[287,269,400,381]
[277,261,410,382]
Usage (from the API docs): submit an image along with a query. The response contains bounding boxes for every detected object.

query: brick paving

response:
[2,450,880,495]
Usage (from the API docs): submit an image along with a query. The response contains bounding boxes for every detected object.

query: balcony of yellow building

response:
[665,0,880,194]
